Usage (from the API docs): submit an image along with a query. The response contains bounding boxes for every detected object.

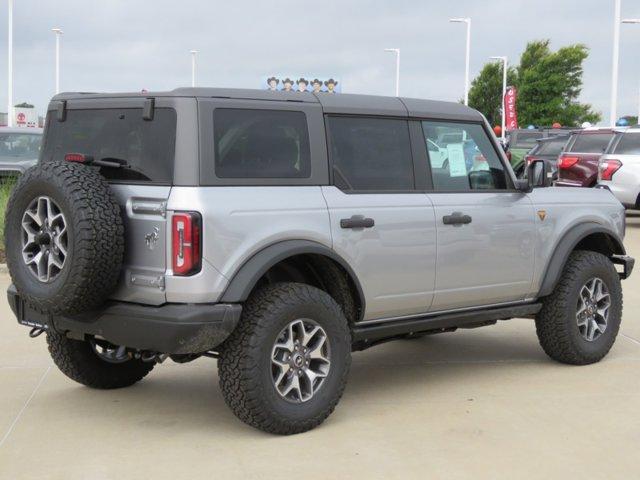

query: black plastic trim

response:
[7,285,241,355]
[219,240,366,320]
[537,223,626,297]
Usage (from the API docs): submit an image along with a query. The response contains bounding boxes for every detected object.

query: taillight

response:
[599,159,622,181]
[64,153,92,163]
[558,155,579,169]
[172,212,202,276]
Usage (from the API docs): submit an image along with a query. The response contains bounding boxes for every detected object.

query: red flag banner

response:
[504,86,518,131]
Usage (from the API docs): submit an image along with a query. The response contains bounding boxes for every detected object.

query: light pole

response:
[449,18,471,105]
[190,50,198,87]
[611,0,622,126]
[384,48,400,97]
[52,28,63,95]
[7,0,13,127]
[490,56,508,142]
[622,18,640,122]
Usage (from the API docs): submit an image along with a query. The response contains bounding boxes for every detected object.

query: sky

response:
[0,0,639,124]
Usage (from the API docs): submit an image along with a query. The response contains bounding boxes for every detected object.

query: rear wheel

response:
[47,330,154,389]
[218,283,351,434]
[535,250,622,365]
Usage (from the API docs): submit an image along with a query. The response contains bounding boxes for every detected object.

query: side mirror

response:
[527,159,547,189]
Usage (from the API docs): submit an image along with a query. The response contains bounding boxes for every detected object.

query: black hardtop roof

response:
[51,87,484,121]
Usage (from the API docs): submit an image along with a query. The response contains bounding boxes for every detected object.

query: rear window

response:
[213,109,311,178]
[511,131,543,147]
[568,133,613,154]
[42,108,176,184]
[535,137,569,155]
[613,133,640,155]
[0,132,41,160]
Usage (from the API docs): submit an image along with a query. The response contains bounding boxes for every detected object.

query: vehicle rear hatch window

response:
[613,132,640,155]
[535,137,569,155]
[512,131,543,148]
[568,133,613,154]
[42,108,176,184]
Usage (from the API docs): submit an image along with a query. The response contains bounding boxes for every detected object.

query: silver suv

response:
[4,88,635,434]
[598,128,640,209]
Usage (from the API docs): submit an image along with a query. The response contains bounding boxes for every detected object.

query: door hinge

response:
[130,273,165,291]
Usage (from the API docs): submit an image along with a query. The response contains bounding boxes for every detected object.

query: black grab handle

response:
[442,212,472,225]
[340,216,375,229]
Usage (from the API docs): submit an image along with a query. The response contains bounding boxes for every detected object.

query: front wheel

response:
[535,250,622,365]
[218,283,352,435]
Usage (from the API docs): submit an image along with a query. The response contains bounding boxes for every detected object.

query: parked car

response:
[556,128,616,187]
[4,88,634,435]
[597,128,640,209]
[506,128,545,174]
[522,134,570,181]
[0,127,43,177]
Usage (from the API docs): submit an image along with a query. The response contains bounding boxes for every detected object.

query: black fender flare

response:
[220,240,366,315]
[537,222,625,297]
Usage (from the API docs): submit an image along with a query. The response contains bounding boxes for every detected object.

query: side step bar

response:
[352,303,542,350]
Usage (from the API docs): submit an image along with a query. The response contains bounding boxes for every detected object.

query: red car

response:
[556,128,615,187]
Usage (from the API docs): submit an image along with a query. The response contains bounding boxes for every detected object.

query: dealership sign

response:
[14,107,38,128]
[504,86,518,131]
[263,76,341,94]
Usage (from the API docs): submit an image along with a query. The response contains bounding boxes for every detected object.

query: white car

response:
[598,128,640,209]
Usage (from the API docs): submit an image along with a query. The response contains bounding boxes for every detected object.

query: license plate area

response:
[16,299,51,330]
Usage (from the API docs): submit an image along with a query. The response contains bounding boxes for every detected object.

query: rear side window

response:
[535,137,569,155]
[613,133,640,155]
[326,116,414,191]
[42,108,176,184]
[214,109,311,178]
[568,133,613,153]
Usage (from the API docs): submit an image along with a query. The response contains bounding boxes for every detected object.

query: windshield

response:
[42,108,176,184]
[0,132,41,159]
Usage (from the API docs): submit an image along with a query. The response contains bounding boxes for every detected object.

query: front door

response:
[323,115,436,321]
[420,120,536,311]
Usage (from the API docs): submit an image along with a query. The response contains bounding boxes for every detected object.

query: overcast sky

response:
[1,0,639,124]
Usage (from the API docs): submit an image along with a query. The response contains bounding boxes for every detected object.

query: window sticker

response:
[447,143,467,177]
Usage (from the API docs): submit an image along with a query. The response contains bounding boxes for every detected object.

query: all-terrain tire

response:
[218,283,352,435]
[535,250,622,365]
[47,330,154,389]
[4,161,124,315]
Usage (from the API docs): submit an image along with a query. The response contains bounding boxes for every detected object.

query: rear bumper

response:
[7,285,242,354]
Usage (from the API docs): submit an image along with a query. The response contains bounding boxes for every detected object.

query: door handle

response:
[442,212,472,225]
[340,215,375,229]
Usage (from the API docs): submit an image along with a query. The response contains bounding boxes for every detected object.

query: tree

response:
[468,62,517,127]
[468,40,601,128]
[14,102,34,108]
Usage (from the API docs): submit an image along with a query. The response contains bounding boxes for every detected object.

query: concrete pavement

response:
[1,214,639,479]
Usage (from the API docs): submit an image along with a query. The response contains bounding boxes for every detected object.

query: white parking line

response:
[0,364,51,448]
[621,333,640,346]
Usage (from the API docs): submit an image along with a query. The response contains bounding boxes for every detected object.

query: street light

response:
[190,50,198,87]
[7,0,13,127]
[490,56,508,142]
[449,17,471,106]
[384,48,400,97]
[622,18,640,122]
[52,28,63,95]
[610,0,622,127]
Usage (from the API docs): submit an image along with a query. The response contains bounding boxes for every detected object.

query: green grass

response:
[0,178,16,250]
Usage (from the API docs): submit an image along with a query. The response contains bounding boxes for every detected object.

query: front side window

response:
[327,116,414,191]
[422,121,508,191]
[214,109,311,178]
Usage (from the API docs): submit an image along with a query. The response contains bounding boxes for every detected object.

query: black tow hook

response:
[29,327,46,338]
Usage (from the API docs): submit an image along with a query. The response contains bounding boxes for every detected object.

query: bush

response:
[0,177,17,259]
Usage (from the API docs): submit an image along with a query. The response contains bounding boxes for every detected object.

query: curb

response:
[0,263,8,274]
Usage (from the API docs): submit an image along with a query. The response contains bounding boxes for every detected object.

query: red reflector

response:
[599,159,622,181]
[558,155,579,169]
[172,212,202,276]
[64,153,90,163]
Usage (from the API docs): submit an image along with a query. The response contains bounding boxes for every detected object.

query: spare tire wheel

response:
[4,160,124,315]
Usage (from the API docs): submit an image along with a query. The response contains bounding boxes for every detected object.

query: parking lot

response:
[0,214,637,480]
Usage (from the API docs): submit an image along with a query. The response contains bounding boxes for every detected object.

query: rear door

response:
[419,120,536,311]
[42,97,186,305]
[322,115,437,321]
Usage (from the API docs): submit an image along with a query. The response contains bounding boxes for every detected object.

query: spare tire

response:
[4,161,124,315]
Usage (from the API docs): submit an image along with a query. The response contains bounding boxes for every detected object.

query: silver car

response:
[3,89,635,435]
[0,127,42,177]
[598,128,640,209]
